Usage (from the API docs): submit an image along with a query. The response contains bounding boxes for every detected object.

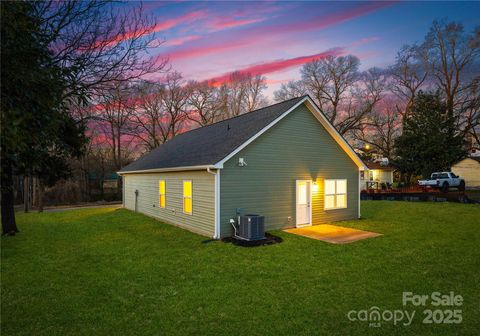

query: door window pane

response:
[298,183,307,204]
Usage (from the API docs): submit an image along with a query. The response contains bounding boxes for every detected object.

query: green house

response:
[118,96,367,238]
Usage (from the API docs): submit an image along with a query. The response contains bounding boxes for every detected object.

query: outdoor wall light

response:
[238,157,247,166]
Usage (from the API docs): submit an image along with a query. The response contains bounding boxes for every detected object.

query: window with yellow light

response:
[183,180,192,214]
[159,180,166,208]
[325,179,347,210]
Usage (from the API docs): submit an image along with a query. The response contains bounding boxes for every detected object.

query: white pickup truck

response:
[418,172,465,192]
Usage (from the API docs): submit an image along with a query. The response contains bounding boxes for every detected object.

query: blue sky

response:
[120,1,479,95]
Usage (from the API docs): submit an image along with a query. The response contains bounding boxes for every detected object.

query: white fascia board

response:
[213,96,367,171]
[117,165,216,175]
[214,97,308,168]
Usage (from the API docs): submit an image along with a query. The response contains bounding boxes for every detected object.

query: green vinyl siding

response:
[219,103,359,237]
[124,171,215,237]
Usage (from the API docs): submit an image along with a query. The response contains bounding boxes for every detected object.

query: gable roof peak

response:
[119,96,307,173]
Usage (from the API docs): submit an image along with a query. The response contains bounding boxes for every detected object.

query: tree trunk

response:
[32,177,37,207]
[1,162,19,235]
[23,175,29,213]
[100,176,105,200]
[38,180,44,212]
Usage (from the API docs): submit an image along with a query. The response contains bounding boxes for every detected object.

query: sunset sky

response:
[123,1,479,96]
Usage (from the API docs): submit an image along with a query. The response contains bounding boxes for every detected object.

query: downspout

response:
[207,168,221,239]
[358,168,362,219]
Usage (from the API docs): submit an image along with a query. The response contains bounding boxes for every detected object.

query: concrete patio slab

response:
[284,224,381,244]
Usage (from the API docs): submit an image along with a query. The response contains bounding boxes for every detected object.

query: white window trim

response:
[159,180,166,208]
[183,180,192,215]
[325,179,347,210]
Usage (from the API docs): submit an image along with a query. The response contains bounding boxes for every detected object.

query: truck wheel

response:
[459,180,465,191]
[441,182,449,193]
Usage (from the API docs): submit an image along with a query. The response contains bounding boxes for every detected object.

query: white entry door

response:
[296,180,312,227]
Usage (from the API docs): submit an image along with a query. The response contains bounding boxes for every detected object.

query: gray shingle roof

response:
[119,96,306,172]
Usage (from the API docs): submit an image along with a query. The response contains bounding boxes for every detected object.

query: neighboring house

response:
[360,160,395,191]
[451,158,480,188]
[118,96,367,238]
[89,172,119,190]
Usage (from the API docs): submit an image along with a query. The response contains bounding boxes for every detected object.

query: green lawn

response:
[2,202,479,335]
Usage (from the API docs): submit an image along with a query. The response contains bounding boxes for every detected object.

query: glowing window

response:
[159,180,166,208]
[325,179,347,210]
[183,181,192,214]
[325,180,336,195]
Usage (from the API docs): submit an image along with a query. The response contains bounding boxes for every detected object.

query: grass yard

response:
[2,202,480,335]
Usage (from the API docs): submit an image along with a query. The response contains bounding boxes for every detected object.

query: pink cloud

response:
[164,35,202,47]
[162,39,249,61]
[207,48,345,85]
[265,78,294,85]
[160,2,392,63]
[208,17,264,30]
[349,36,381,48]
[264,2,393,35]
[96,10,206,48]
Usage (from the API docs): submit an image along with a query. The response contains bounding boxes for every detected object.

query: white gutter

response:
[358,168,361,219]
[117,165,216,175]
[206,168,221,239]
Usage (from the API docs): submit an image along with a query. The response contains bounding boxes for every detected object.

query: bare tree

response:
[96,81,136,171]
[160,72,190,139]
[186,81,226,127]
[224,72,268,118]
[129,75,191,151]
[34,1,168,104]
[422,20,480,120]
[225,72,248,118]
[129,81,169,151]
[276,55,386,136]
[242,74,268,112]
[353,101,402,159]
[458,79,480,148]
[335,67,386,136]
[274,80,307,101]
[389,45,429,121]
[301,55,360,125]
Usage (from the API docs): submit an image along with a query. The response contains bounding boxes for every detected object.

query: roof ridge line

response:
[166,95,308,140]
